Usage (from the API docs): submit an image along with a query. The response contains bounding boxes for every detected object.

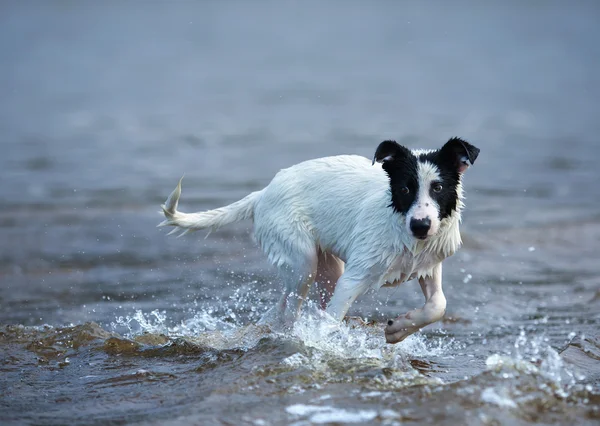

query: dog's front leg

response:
[384,263,446,344]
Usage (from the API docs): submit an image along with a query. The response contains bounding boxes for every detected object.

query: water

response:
[1,1,599,424]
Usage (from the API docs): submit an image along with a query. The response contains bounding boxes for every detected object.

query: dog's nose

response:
[410,218,431,239]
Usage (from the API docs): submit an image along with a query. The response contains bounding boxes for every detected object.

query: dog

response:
[158,137,479,343]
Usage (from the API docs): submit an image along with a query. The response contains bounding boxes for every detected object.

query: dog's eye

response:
[432,183,443,193]
[401,187,410,195]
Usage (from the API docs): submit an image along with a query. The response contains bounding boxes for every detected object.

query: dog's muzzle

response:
[410,218,431,239]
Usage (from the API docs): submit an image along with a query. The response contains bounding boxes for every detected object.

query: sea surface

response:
[1,1,599,425]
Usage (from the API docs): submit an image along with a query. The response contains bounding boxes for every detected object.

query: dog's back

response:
[253,155,392,264]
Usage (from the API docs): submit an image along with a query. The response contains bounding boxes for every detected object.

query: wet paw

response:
[384,315,420,344]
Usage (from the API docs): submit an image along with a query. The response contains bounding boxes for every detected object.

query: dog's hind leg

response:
[315,250,344,309]
[254,204,319,327]
[258,252,318,328]
[281,259,317,324]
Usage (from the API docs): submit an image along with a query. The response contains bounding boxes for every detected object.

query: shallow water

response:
[1,1,599,425]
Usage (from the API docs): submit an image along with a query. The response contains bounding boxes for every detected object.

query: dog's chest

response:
[379,249,443,288]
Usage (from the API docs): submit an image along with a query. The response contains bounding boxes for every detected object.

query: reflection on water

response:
[1,1,599,424]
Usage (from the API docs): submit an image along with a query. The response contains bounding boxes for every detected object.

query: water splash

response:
[110,300,457,366]
[487,329,577,390]
[290,307,384,360]
[112,309,169,336]
[483,329,585,407]
[111,308,239,339]
[289,302,453,361]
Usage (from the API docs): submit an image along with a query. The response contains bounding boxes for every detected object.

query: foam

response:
[285,404,378,424]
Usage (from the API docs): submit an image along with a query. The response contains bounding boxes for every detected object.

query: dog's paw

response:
[384,314,420,344]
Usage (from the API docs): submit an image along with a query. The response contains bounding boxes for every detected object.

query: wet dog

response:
[159,137,479,343]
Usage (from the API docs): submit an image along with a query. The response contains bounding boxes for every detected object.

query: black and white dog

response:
[159,137,479,343]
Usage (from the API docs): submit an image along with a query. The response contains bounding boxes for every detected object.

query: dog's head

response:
[373,137,480,240]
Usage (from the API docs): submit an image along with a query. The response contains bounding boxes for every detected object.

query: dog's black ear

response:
[439,137,480,173]
[372,140,411,165]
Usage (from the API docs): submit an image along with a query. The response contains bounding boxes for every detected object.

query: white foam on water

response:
[285,404,378,424]
[310,408,378,424]
[281,352,310,368]
[480,387,517,408]
[360,391,384,398]
[286,404,330,416]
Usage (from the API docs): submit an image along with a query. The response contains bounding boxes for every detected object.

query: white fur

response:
[159,153,466,343]
[406,160,442,237]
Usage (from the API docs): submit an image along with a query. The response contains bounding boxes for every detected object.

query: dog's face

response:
[373,137,480,240]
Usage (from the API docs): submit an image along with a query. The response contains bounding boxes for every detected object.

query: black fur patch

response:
[416,137,479,219]
[373,140,420,215]
[416,150,461,219]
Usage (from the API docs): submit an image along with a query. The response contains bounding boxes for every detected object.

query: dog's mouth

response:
[414,235,429,241]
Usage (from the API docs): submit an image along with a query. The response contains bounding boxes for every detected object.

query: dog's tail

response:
[157,177,263,237]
